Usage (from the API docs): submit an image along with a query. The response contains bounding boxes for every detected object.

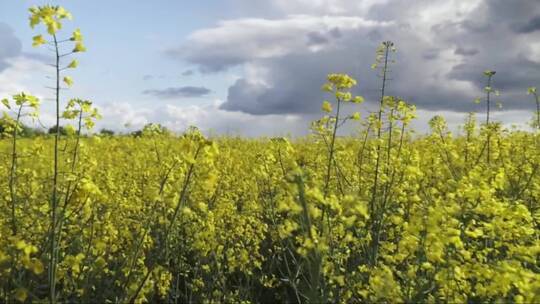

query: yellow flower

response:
[322,100,333,113]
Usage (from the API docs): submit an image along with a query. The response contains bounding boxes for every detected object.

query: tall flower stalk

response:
[369,41,395,265]
[476,70,498,164]
[29,6,86,303]
[1,93,40,236]
[319,74,364,197]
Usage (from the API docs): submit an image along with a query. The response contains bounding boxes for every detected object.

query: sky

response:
[0,0,539,136]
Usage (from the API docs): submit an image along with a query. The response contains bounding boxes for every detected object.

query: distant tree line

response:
[0,121,174,138]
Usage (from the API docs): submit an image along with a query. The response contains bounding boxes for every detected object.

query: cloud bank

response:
[166,0,540,132]
[2,1,539,136]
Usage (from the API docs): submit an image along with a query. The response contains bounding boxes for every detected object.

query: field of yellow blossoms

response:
[0,4,539,304]
[1,115,539,303]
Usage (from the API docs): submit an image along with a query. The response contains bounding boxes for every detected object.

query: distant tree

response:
[131,123,169,137]
[142,123,169,135]
[48,125,67,136]
[21,125,46,137]
[131,130,143,137]
[99,128,115,136]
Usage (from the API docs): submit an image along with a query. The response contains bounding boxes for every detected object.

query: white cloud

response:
[94,98,536,137]
[94,100,308,137]
[0,56,58,128]
[163,100,307,136]
[174,15,392,71]
[527,41,540,63]
[0,56,50,98]
[96,102,152,131]
[415,0,483,30]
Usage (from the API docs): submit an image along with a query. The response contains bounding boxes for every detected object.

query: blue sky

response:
[1,0,539,135]
[1,0,232,107]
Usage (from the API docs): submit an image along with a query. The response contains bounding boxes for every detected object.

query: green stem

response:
[9,104,23,236]
[323,98,341,197]
[534,92,540,129]
[485,75,492,165]
[356,123,372,195]
[369,42,390,266]
[49,33,61,304]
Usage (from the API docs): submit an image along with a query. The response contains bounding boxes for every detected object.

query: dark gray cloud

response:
[449,58,540,91]
[142,86,211,98]
[437,0,540,111]
[173,0,540,117]
[511,15,540,33]
[223,54,333,114]
[221,27,479,114]
[166,46,245,73]
[0,23,22,72]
